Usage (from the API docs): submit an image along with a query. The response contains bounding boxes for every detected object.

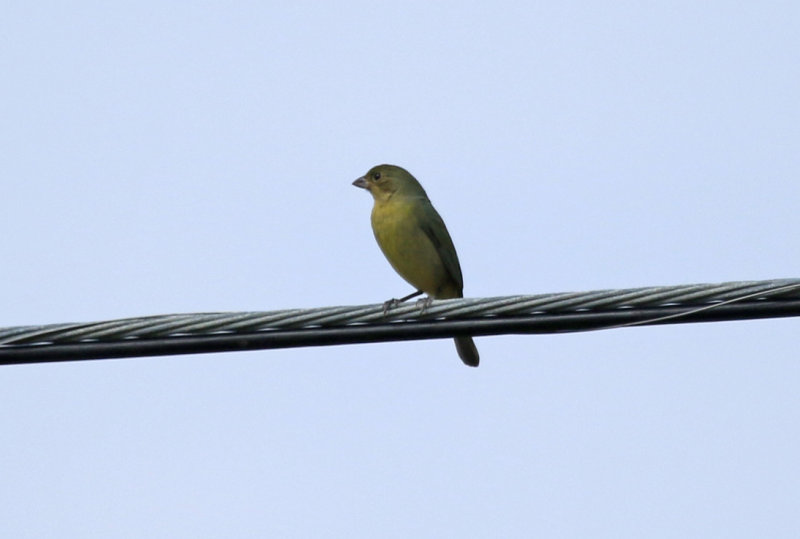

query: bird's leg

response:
[382,290,423,315]
[399,290,424,302]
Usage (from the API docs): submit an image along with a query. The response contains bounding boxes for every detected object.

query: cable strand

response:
[1,278,799,365]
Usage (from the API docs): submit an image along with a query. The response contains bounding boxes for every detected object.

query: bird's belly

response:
[372,215,449,297]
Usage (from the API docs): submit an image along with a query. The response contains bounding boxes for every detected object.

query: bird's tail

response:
[454,336,479,367]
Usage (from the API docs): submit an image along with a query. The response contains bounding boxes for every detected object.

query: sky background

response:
[2,1,799,537]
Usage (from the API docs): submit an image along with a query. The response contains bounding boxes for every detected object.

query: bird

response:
[353,164,480,367]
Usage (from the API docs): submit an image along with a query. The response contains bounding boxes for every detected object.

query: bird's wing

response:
[415,200,464,293]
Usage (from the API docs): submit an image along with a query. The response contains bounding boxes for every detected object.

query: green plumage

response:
[353,164,480,367]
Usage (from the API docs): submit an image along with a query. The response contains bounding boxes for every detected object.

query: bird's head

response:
[353,164,428,202]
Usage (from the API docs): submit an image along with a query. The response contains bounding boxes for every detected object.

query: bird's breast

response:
[370,199,453,297]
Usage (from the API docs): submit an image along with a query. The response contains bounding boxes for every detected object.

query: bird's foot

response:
[415,296,434,314]
[382,290,424,316]
[382,298,402,316]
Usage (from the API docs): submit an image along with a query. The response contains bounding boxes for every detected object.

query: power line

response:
[2,278,799,366]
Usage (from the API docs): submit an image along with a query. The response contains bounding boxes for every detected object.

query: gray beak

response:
[352,176,368,189]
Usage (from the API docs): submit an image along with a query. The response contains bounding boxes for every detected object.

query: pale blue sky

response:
[2,2,799,537]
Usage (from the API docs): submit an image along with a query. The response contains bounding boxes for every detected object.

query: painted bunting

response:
[353,164,480,367]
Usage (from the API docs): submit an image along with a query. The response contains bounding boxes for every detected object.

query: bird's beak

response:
[352,176,368,189]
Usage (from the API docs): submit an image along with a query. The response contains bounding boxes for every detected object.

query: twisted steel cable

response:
[2,278,799,365]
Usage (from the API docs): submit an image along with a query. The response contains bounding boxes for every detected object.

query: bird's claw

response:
[415,296,433,314]
[382,290,426,316]
[382,298,401,316]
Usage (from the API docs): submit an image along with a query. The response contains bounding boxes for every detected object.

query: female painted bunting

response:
[353,164,480,367]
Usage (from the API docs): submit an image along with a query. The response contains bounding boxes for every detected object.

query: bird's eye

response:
[373,172,381,180]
